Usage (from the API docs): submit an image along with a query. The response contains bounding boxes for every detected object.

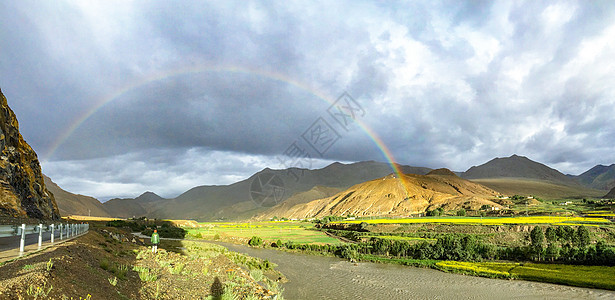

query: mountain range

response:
[47,155,615,221]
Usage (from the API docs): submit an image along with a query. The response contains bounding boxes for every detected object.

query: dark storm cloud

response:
[1,0,614,198]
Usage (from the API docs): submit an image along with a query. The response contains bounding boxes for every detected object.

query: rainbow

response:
[45,64,411,197]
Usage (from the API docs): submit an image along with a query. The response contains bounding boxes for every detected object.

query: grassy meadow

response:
[187,221,345,245]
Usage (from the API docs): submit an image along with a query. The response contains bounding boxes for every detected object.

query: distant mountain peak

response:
[427,168,458,176]
[139,191,158,196]
[463,154,577,186]
[136,191,163,202]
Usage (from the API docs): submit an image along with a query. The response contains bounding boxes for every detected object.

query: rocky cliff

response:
[0,88,59,220]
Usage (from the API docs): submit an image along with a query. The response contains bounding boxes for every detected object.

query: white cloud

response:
[3,0,615,197]
[42,148,342,200]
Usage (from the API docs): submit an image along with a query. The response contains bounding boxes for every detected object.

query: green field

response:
[436,261,615,290]
[338,215,611,225]
[187,221,345,245]
[366,235,436,242]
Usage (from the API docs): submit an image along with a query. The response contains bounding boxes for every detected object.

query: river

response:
[213,242,615,300]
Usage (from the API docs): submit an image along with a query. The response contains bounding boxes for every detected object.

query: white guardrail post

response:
[50,224,54,244]
[19,223,26,255]
[38,224,43,249]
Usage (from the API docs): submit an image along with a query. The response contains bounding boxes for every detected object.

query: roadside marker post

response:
[38,224,43,249]
[50,224,55,244]
[59,224,63,240]
[19,224,26,255]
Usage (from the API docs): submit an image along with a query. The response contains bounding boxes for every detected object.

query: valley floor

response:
[185,219,615,292]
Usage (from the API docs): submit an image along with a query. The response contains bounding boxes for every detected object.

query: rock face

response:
[0,88,59,220]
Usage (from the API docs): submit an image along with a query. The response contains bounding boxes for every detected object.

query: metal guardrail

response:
[0,223,89,255]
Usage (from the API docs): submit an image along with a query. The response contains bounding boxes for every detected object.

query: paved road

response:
[0,231,79,262]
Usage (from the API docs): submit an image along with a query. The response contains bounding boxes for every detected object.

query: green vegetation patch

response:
[436,261,615,290]
[189,221,344,245]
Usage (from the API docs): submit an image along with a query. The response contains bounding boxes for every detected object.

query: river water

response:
[215,242,615,300]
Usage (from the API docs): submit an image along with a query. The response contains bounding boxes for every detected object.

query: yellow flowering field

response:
[337,216,611,225]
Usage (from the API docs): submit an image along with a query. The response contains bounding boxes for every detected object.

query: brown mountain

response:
[604,187,615,199]
[462,154,579,185]
[576,164,615,190]
[257,169,502,220]
[103,191,166,219]
[0,88,59,220]
[43,175,111,217]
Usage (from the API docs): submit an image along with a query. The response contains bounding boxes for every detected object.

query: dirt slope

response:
[255,186,342,220]
[470,178,604,200]
[0,228,281,299]
[258,170,502,219]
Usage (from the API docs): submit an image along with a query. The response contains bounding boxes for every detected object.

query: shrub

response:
[250,269,263,282]
[100,259,110,270]
[456,209,466,216]
[170,263,185,275]
[108,276,118,286]
[248,236,263,247]
[142,226,187,239]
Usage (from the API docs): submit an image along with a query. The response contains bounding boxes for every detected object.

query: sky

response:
[1,1,614,200]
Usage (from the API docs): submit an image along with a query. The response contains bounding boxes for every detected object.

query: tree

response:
[530,226,545,261]
[545,226,557,243]
[563,226,576,242]
[359,222,369,232]
[545,243,559,261]
[530,227,545,247]
[576,226,590,248]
